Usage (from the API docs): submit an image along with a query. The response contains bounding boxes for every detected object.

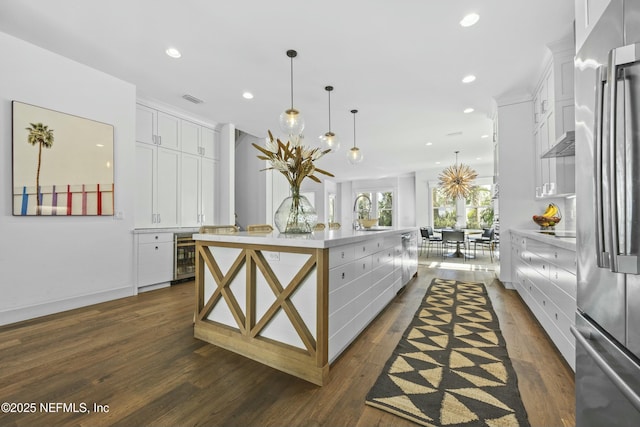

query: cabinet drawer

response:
[550,264,577,299]
[329,262,356,291]
[355,238,385,258]
[329,245,355,267]
[138,232,174,244]
[550,247,577,274]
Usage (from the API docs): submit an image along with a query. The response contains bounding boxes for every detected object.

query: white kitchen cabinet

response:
[135,232,174,290]
[135,142,180,228]
[136,104,180,151]
[533,37,575,198]
[575,0,613,52]
[180,153,215,227]
[328,233,408,362]
[510,230,576,370]
[181,120,218,160]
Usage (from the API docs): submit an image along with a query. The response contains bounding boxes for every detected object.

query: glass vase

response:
[274,187,318,234]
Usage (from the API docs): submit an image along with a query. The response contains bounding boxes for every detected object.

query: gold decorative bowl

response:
[359,218,378,229]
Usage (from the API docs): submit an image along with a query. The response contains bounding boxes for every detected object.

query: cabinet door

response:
[156,112,180,150]
[156,148,180,227]
[136,104,156,145]
[181,120,200,156]
[181,153,201,227]
[135,143,155,227]
[201,127,216,159]
[201,158,215,224]
[575,0,613,51]
[138,241,173,287]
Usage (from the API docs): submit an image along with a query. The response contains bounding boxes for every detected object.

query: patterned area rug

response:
[365,278,530,427]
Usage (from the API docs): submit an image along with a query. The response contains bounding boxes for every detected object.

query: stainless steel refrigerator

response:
[573,0,640,425]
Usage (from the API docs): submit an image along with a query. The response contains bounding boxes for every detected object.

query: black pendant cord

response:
[328,89,332,132]
[286,49,297,111]
[351,109,358,148]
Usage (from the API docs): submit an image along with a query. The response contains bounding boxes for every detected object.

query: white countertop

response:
[193,226,418,249]
[511,229,576,251]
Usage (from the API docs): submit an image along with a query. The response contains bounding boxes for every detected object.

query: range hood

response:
[541,131,575,158]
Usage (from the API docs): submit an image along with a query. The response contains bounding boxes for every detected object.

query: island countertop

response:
[193,226,418,249]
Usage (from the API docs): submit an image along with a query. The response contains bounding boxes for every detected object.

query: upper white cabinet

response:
[181,120,218,160]
[135,102,218,228]
[575,0,613,52]
[533,37,575,198]
[136,104,180,151]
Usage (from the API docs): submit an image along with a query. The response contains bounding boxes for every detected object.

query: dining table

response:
[435,228,483,258]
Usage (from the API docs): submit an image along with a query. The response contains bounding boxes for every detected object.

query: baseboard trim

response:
[0,285,135,327]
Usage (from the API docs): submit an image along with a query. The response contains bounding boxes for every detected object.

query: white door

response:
[136,105,156,145]
[201,158,215,225]
[135,143,155,228]
[181,153,201,227]
[156,112,180,150]
[156,148,180,227]
[181,120,200,156]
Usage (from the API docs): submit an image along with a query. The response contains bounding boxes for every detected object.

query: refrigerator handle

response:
[595,65,610,268]
[571,325,640,413]
[609,43,640,274]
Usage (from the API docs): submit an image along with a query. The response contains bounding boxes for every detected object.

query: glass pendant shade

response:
[279,108,305,136]
[348,147,363,164]
[320,131,340,152]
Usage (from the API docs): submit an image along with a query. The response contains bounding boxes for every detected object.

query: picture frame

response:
[12,101,114,216]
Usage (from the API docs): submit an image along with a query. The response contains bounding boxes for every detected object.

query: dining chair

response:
[420,226,442,257]
[468,228,495,260]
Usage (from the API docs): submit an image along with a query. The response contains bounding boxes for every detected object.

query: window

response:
[465,185,494,229]
[432,187,457,228]
[354,191,393,226]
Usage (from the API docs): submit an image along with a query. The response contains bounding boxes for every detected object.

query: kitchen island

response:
[193,227,418,385]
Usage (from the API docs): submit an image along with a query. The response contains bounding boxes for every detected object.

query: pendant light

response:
[320,85,340,152]
[279,49,305,136]
[438,150,478,200]
[347,109,363,164]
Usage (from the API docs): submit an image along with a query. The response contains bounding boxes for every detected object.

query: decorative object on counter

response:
[347,109,364,164]
[358,218,378,229]
[438,150,478,200]
[320,85,340,152]
[366,278,530,427]
[199,225,238,234]
[328,222,341,229]
[253,131,334,234]
[532,203,562,229]
[279,49,305,136]
[246,224,274,233]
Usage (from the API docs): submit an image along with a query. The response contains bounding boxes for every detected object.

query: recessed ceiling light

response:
[476,157,482,160]
[460,13,480,27]
[435,161,441,165]
[96,143,104,147]
[462,75,476,83]
[464,108,474,114]
[426,142,433,146]
[242,91,254,99]
[481,134,489,139]
[165,47,181,58]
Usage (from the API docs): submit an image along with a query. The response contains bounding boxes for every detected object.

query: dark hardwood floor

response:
[0,265,575,427]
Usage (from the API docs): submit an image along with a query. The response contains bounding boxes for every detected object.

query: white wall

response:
[235,131,266,229]
[0,32,137,325]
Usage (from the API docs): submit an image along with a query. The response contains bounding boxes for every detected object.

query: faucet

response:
[352,194,372,230]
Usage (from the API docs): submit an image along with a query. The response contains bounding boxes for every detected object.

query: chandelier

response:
[438,150,477,199]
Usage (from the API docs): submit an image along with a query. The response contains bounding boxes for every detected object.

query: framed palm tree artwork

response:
[12,101,114,216]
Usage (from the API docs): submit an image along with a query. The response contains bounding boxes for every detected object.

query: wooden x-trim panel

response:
[194,240,329,385]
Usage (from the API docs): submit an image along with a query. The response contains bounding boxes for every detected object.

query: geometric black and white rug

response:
[365,278,530,427]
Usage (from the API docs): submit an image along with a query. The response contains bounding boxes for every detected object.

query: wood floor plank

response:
[0,264,574,427]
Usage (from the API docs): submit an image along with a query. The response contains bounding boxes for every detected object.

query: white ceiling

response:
[0,0,574,182]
